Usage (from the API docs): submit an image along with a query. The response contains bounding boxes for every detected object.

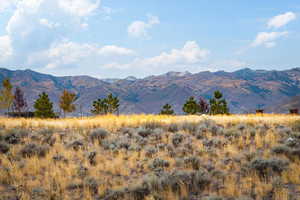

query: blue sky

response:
[0,0,299,78]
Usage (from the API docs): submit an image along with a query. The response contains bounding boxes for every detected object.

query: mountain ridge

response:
[1,67,300,115]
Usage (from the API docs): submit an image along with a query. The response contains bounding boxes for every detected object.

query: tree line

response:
[160,90,229,115]
[0,78,229,118]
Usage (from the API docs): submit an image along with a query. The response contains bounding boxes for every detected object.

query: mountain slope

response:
[1,67,300,115]
[269,95,300,113]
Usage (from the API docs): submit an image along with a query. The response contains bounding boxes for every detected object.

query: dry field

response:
[1,114,300,200]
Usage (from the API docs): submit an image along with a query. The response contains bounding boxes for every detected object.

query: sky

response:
[0,0,299,78]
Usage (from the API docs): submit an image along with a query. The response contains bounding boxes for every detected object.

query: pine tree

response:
[91,98,108,115]
[13,87,27,115]
[59,90,77,117]
[0,78,14,114]
[198,97,209,114]
[106,93,120,114]
[209,90,229,115]
[34,92,56,118]
[182,96,199,115]
[159,103,175,115]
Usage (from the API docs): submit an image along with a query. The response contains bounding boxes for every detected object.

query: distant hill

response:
[269,95,300,113]
[1,67,300,115]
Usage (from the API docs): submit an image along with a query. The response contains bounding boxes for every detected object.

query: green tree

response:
[34,92,56,118]
[0,78,14,114]
[159,103,175,115]
[59,90,77,117]
[182,96,199,115]
[91,98,108,115]
[209,90,229,115]
[105,93,120,114]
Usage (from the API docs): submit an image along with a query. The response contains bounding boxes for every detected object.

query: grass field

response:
[1,114,300,200]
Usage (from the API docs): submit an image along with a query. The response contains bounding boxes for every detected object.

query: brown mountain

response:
[1,67,300,115]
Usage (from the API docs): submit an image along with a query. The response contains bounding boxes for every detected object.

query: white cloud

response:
[251,31,288,48]
[268,12,297,29]
[58,0,100,17]
[39,18,60,29]
[104,41,210,70]
[28,41,136,69]
[0,0,16,13]
[0,35,13,62]
[1,0,105,66]
[142,41,209,66]
[98,45,136,56]
[128,15,160,38]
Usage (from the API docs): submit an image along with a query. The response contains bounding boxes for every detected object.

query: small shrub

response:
[117,137,131,150]
[181,121,198,134]
[149,128,163,141]
[20,143,49,158]
[167,123,179,133]
[276,125,292,136]
[184,156,201,170]
[291,120,300,131]
[202,196,224,200]
[4,131,21,144]
[128,185,150,200]
[77,165,89,178]
[66,183,83,191]
[224,129,241,138]
[90,128,109,143]
[145,146,158,158]
[128,144,142,152]
[203,138,225,148]
[38,128,54,136]
[284,137,300,148]
[135,136,148,146]
[157,143,166,150]
[272,145,291,155]
[143,121,163,130]
[249,158,289,179]
[42,135,56,146]
[0,142,9,154]
[172,133,184,147]
[148,158,170,170]
[137,127,153,138]
[101,139,117,150]
[84,177,98,195]
[68,140,84,151]
[88,151,97,165]
[31,187,47,200]
[236,123,247,131]
[52,154,68,163]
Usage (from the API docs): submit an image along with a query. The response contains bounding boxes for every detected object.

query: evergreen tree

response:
[13,87,27,115]
[59,90,77,117]
[182,96,199,115]
[159,103,175,115]
[106,93,120,114]
[91,93,120,115]
[91,98,108,115]
[209,90,229,115]
[198,97,209,114]
[0,78,14,114]
[34,92,56,118]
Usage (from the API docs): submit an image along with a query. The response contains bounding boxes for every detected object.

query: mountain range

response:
[1,67,300,115]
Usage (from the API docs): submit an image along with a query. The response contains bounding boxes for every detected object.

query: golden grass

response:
[0,114,300,199]
[1,114,299,130]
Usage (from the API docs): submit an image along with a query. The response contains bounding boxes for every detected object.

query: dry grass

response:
[0,114,300,200]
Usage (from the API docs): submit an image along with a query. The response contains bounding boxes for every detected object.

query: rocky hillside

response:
[1,67,300,115]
